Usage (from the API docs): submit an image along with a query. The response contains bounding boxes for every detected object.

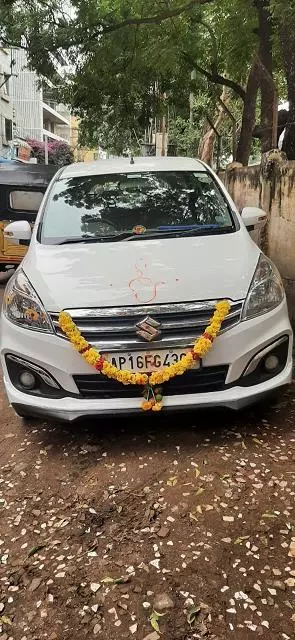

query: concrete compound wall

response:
[219,157,295,323]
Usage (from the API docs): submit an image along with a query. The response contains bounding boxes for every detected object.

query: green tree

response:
[1,0,294,162]
[270,0,295,159]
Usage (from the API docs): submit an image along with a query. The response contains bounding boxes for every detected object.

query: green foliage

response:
[270,0,295,27]
[0,0,292,158]
[168,116,201,156]
[68,2,200,148]
[211,0,257,81]
[66,0,259,154]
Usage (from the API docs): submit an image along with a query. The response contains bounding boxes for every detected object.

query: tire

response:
[0,268,15,284]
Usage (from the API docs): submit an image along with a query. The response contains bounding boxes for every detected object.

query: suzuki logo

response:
[136,316,161,342]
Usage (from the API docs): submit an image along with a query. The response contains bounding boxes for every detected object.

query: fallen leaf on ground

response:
[187,605,201,626]
[234,536,250,545]
[28,544,46,557]
[101,576,130,585]
[0,616,12,625]
[149,610,165,633]
[189,512,198,521]
[166,477,177,486]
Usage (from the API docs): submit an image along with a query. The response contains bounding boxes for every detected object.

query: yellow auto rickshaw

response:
[0,162,58,270]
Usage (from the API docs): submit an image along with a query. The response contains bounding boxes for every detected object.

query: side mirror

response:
[4,221,32,245]
[241,206,267,230]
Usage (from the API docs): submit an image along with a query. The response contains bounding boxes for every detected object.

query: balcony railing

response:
[42,96,70,123]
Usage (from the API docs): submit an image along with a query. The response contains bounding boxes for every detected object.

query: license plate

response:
[103,348,200,373]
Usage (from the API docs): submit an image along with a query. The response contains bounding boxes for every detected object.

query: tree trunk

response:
[199,89,227,166]
[255,0,276,154]
[236,0,276,165]
[236,61,260,165]
[200,112,223,165]
[280,22,295,159]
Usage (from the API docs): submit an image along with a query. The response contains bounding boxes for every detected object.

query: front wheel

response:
[0,268,15,284]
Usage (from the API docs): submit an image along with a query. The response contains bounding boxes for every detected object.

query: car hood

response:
[23,231,260,311]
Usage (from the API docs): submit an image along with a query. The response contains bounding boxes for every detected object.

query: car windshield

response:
[40,170,236,244]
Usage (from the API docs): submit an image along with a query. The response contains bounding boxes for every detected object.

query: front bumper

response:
[1,300,293,421]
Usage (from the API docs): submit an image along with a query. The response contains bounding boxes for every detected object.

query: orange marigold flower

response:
[142,400,153,411]
[152,402,162,412]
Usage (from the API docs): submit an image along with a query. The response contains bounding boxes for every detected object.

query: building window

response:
[4,118,12,142]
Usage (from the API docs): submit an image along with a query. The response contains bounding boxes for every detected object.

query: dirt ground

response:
[1,375,295,640]
[0,283,295,640]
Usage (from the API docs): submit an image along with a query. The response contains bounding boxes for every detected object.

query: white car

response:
[0,157,292,421]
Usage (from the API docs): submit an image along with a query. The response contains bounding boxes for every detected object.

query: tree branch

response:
[254,51,277,90]
[1,0,215,57]
[1,0,214,51]
[102,0,214,33]
[0,35,28,50]
[197,19,218,75]
[183,52,246,100]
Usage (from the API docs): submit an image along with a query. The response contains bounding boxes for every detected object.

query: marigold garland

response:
[59,300,231,411]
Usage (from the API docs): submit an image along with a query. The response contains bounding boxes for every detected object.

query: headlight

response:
[242,254,285,321]
[3,270,53,333]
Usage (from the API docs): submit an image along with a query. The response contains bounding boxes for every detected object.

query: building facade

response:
[11,48,71,144]
[0,47,14,156]
[70,115,105,161]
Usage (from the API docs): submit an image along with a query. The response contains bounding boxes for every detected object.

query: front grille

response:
[73,365,229,399]
[50,299,243,351]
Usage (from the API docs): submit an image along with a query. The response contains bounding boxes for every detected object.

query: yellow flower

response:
[193,337,211,357]
[72,336,89,351]
[84,348,101,366]
[216,300,231,314]
[152,402,162,412]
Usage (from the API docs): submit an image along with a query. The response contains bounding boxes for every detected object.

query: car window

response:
[10,190,44,212]
[40,171,236,243]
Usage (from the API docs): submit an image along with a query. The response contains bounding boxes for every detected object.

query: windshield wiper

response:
[126,225,233,240]
[168,225,234,238]
[57,232,135,245]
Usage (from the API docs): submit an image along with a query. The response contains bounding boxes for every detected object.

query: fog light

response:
[264,354,280,372]
[19,370,36,390]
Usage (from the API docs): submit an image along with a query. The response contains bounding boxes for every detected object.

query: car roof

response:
[59,156,206,179]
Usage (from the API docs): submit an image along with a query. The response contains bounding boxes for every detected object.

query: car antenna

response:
[130,155,135,165]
